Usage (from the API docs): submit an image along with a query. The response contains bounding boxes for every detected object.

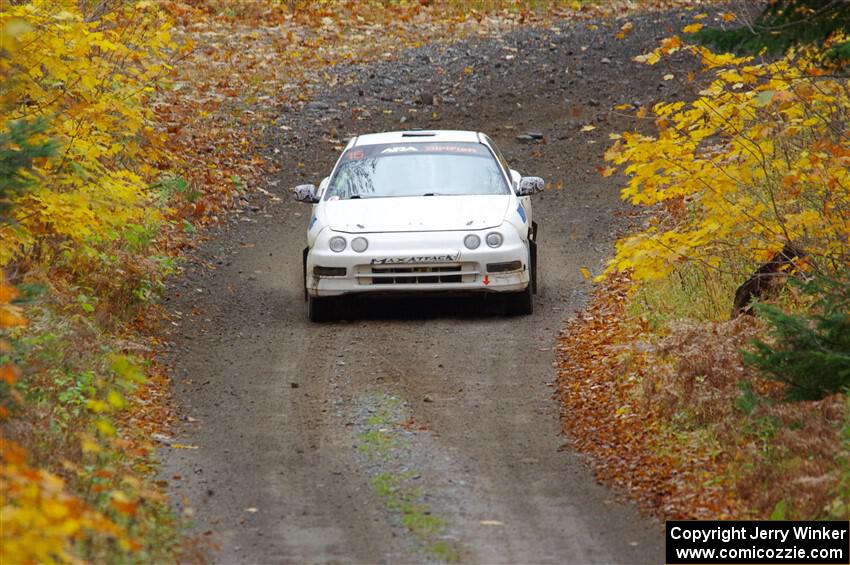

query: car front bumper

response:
[306,229,530,297]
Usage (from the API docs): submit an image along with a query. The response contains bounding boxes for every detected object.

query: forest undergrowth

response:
[558,13,850,521]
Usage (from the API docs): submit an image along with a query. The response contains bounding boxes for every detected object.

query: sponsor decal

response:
[370,253,459,265]
[350,142,488,159]
[423,144,481,154]
[516,203,527,223]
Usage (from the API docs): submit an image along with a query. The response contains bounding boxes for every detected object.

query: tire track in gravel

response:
[161,8,702,563]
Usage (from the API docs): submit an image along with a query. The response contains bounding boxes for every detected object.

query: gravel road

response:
[161,9,698,563]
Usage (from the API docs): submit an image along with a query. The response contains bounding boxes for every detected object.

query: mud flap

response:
[302,246,309,301]
[530,239,538,294]
[530,221,538,294]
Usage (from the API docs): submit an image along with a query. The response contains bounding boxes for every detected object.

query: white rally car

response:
[293,130,544,322]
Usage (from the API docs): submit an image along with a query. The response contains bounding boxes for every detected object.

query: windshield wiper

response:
[348,194,362,199]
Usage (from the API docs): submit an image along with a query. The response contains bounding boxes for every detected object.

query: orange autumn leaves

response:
[0,279,23,421]
[0,282,24,330]
[556,275,744,519]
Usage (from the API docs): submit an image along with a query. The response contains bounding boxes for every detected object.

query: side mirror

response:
[517,176,544,196]
[293,184,319,203]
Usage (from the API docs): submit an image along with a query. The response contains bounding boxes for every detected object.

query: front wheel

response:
[307,295,338,323]
[504,284,533,316]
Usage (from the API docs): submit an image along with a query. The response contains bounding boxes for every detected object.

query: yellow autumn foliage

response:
[0,0,174,268]
[1,2,178,561]
[0,439,129,565]
[604,37,850,281]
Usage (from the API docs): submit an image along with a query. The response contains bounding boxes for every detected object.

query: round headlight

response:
[464,234,481,250]
[351,237,369,253]
[329,236,347,252]
[485,232,503,248]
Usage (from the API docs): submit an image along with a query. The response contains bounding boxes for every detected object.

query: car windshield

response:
[324,142,509,200]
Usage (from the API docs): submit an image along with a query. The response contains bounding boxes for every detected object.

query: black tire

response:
[505,284,533,316]
[307,295,337,323]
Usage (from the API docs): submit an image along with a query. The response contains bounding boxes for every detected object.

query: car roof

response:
[352,130,483,147]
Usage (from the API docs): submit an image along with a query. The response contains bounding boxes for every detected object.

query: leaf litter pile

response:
[556,276,849,520]
[556,275,744,518]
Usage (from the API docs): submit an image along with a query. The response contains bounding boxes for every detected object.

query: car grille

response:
[356,263,479,285]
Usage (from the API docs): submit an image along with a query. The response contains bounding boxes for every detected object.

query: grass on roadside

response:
[356,395,460,562]
[626,262,744,328]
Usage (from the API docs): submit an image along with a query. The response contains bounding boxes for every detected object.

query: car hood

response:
[324,195,510,233]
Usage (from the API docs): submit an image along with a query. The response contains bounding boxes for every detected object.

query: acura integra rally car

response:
[293,130,544,322]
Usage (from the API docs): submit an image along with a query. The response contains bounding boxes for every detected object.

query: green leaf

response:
[770,499,787,520]
[755,90,774,107]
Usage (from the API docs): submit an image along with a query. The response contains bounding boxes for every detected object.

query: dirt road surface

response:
[161,10,696,563]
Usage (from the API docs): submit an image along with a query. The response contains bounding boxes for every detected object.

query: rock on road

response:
[161,9,698,564]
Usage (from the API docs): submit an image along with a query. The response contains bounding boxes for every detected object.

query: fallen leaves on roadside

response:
[555,275,744,520]
[616,21,634,39]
